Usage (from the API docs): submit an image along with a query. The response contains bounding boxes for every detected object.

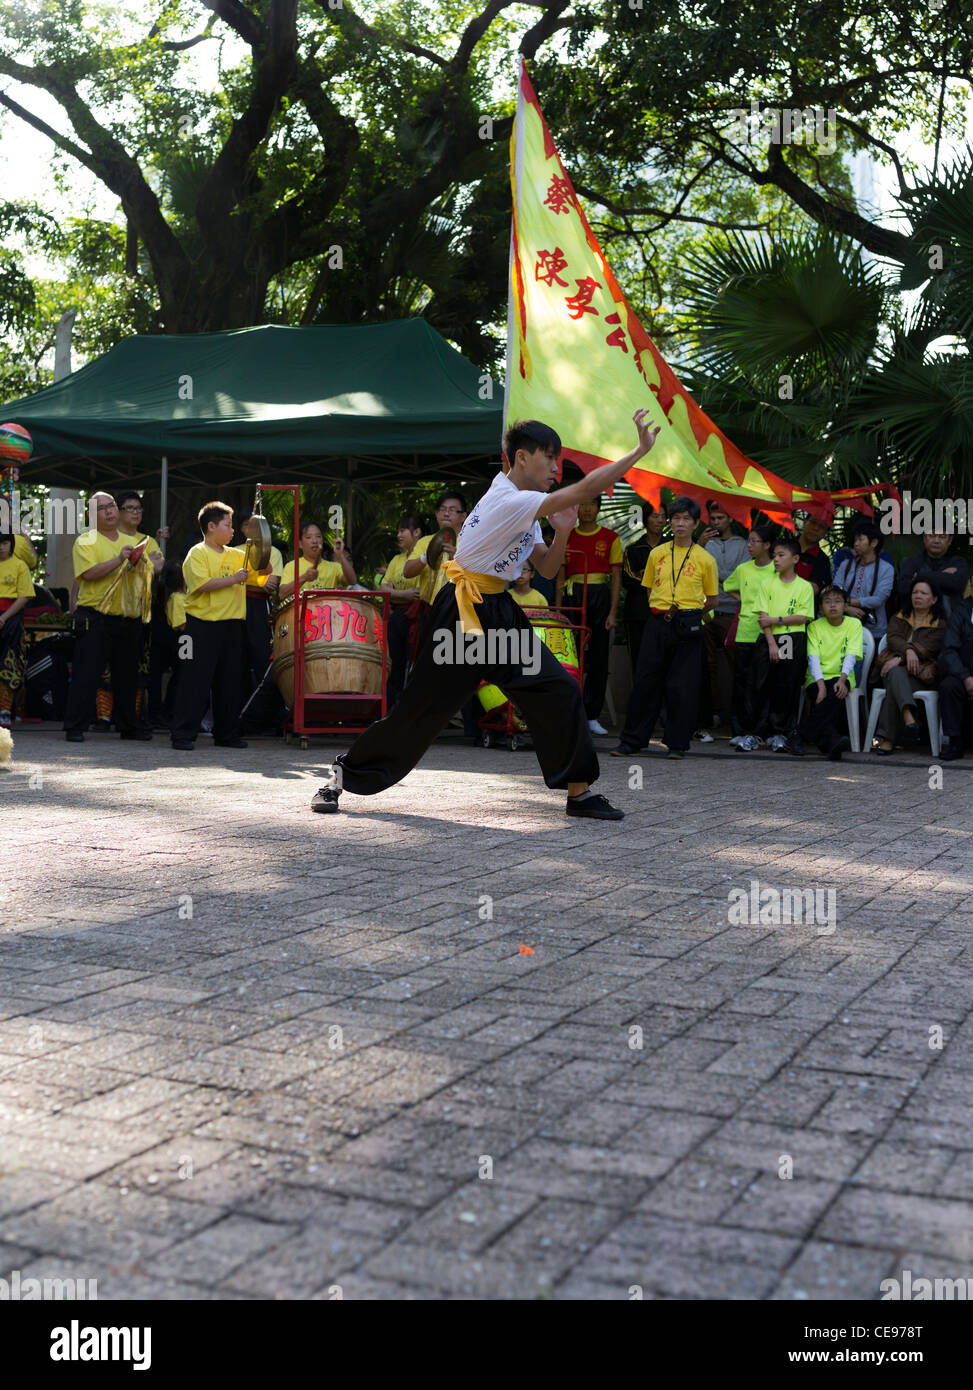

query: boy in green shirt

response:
[794,584,863,758]
[759,536,816,752]
[723,525,776,751]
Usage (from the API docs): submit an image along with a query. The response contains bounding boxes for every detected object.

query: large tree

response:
[0,0,576,362]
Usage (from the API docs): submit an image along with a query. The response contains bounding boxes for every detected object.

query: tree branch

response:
[315,0,447,68]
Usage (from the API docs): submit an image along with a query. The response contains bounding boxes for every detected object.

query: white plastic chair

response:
[845,626,875,752]
[863,636,943,755]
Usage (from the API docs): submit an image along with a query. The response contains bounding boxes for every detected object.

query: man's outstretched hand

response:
[633,407,661,457]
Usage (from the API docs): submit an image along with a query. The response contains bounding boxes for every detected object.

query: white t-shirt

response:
[454,472,545,581]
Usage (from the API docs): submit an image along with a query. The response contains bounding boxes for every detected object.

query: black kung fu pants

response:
[618,611,703,753]
[63,607,143,736]
[243,592,272,692]
[580,583,612,721]
[337,585,598,794]
[169,616,244,744]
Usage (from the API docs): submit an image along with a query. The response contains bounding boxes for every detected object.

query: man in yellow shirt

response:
[231,513,284,693]
[63,492,152,742]
[170,501,249,751]
[0,532,35,726]
[402,492,469,612]
[611,496,718,759]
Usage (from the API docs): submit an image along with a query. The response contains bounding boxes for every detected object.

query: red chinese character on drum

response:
[304,605,332,641]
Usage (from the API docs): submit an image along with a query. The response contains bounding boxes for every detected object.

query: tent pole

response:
[345,461,353,550]
[160,455,168,557]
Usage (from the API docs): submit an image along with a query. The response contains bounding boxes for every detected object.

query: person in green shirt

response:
[793,584,864,759]
[758,536,816,752]
[723,525,776,751]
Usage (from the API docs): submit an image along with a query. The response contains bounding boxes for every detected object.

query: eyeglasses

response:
[96,503,116,511]
[120,505,142,513]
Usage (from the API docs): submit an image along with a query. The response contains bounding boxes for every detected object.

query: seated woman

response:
[872,578,944,753]
[279,520,355,601]
[0,531,35,727]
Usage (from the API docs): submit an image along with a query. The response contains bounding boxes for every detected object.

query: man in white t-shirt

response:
[310,409,661,819]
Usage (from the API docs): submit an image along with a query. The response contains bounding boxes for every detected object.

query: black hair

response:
[706,498,726,515]
[0,531,14,557]
[642,502,657,524]
[397,512,424,533]
[669,495,701,522]
[819,583,847,604]
[198,501,232,533]
[905,577,944,622]
[300,518,324,538]
[851,518,883,550]
[435,491,468,514]
[116,489,143,510]
[750,524,778,550]
[152,558,186,622]
[773,536,801,558]
[504,419,562,461]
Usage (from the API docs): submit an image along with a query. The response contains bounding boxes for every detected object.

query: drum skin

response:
[272,592,385,706]
[477,608,581,711]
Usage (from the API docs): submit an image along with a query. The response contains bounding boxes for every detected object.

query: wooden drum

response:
[272,592,385,706]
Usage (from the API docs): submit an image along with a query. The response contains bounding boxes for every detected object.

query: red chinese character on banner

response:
[565,277,601,319]
[605,311,628,353]
[543,175,574,215]
[534,247,569,287]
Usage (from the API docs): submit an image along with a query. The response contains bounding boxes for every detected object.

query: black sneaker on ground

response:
[787,735,806,757]
[565,793,624,820]
[939,744,963,761]
[214,739,248,748]
[311,786,341,813]
[826,736,851,761]
[665,748,686,759]
[609,745,636,758]
[65,732,84,742]
[171,740,195,750]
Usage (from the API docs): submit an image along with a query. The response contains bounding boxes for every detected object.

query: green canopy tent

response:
[4,317,503,493]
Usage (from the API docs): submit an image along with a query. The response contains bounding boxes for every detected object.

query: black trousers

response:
[940,673,973,746]
[63,607,143,735]
[386,607,412,709]
[244,593,272,691]
[731,640,770,738]
[625,618,647,677]
[148,621,181,726]
[337,586,597,794]
[799,684,850,753]
[581,584,612,720]
[764,631,808,737]
[619,612,703,753]
[170,616,244,744]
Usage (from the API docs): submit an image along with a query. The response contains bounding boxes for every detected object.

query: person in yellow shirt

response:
[63,492,152,742]
[509,559,549,609]
[231,514,284,692]
[279,520,355,601]
[147,559,187,730]
[611,496,718,759]
[378,512,423,709]
[402,492,469,613]
[169,501,249,751]
[0,531,35,726]
[13,532,37,570]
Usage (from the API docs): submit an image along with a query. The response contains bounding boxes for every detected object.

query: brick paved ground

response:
[2,725,972,1300]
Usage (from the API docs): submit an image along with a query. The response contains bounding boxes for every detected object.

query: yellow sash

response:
[443,559,507,633]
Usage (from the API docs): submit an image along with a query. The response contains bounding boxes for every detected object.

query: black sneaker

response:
[609,745,636,758]
[311,786,341,813]
[826,736,851,761]
[565,793,624,820]
[214,739,248,748]
[939,744,963,762]
[65,732,84,743]
[171,740,195,750]
[787,735,806,757]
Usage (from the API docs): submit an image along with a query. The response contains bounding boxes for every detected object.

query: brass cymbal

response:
[425,526,456,571]
[241,514,272,571]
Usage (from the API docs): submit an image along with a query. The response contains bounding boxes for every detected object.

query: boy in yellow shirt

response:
[170,502,249,750]
[0,531,35,726]
[611,497,718,759]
